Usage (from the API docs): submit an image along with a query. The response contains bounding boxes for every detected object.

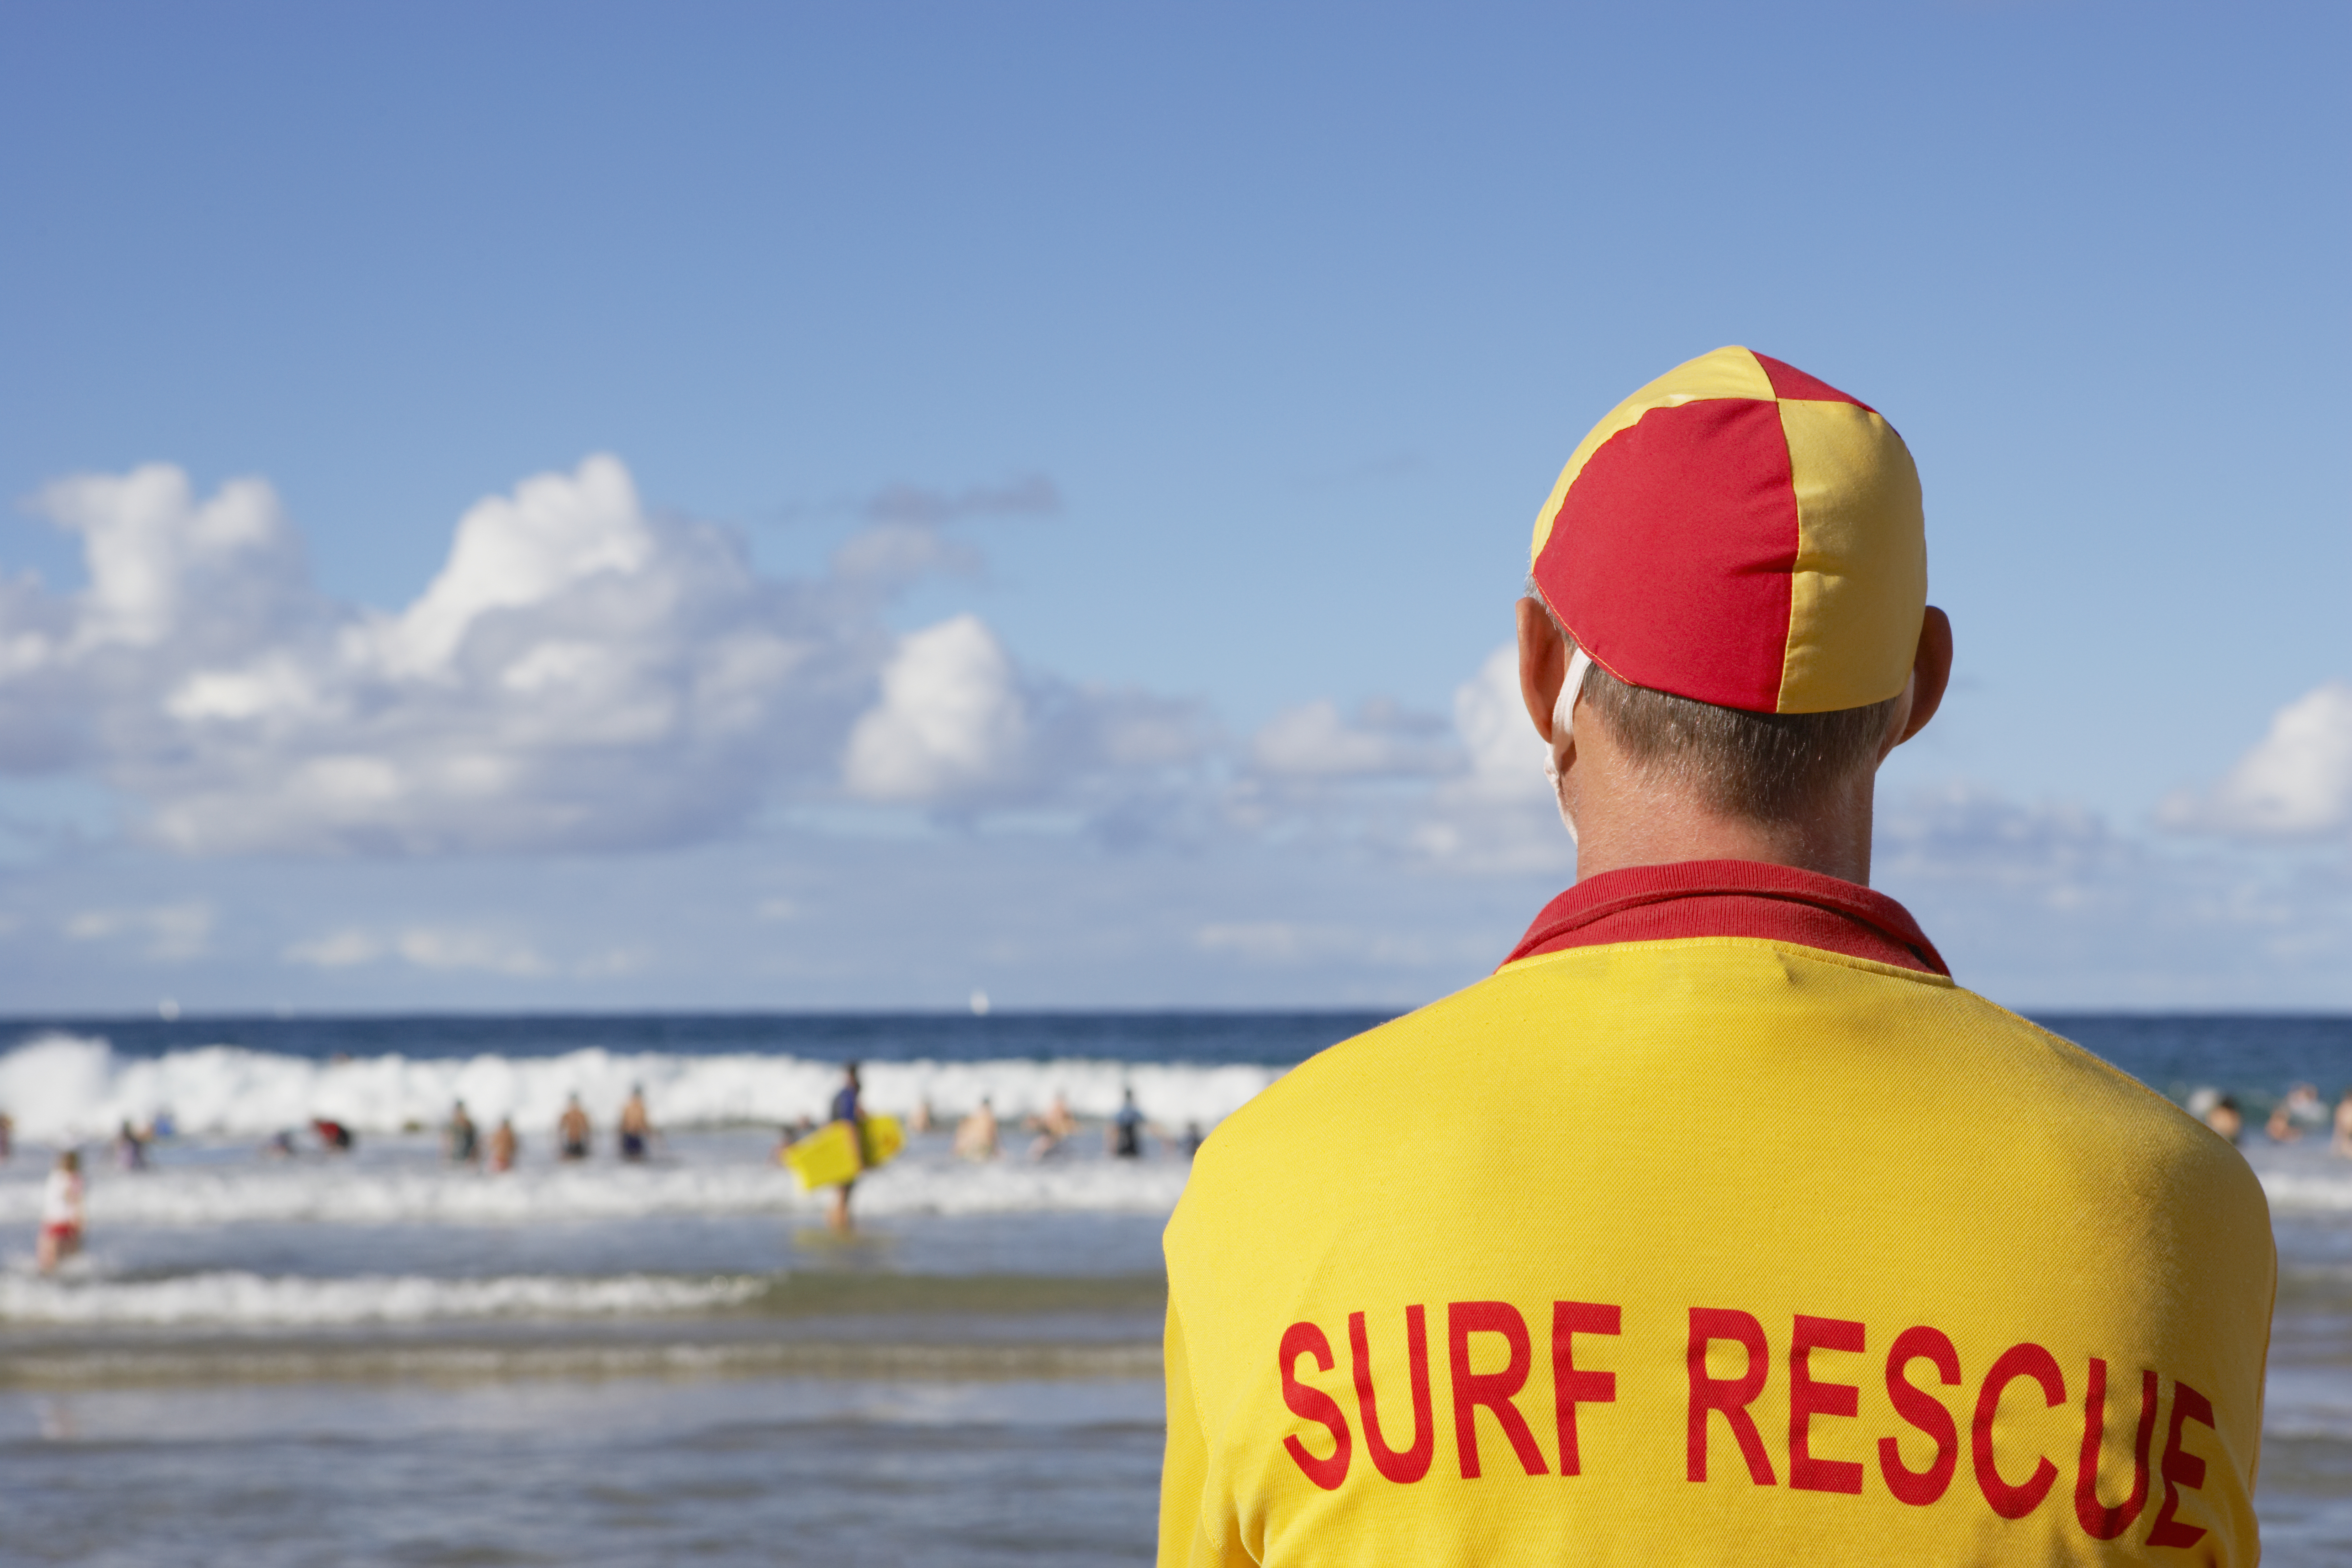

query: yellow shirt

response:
[1160,938,2273,1565]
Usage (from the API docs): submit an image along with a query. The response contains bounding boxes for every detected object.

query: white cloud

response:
[1214,642,1570,875]
[392,928,549,976]
[1251,698,1455,779]
[0,456,1227,856]
[843,615,1030,801]
[2,456,890,854]
[1192,920,1318,963]
[61,901,215,960]
[1452,642,1549,795]
[1397,644,1572,873]
[282,930,383,968]
[40,465,301,653]
[1870,782,2352,1006]
[2162,680,2352,838]
[281,925,546,975]
[835,614,1213,830]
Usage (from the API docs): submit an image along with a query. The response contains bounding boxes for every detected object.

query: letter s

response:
[1879,1325,1961,1506]
[1280,1321,1352,1490]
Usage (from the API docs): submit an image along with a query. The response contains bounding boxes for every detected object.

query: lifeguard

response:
[1159,348,2273,1565]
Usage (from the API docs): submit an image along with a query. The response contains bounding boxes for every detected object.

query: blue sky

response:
[0,0,2344,1013]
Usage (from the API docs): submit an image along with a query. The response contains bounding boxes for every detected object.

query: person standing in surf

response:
[1108,1089,1147,1159]
[828,1062,864,1234]
[557,1094,592,1161]
[36,1149,84,1273]
[1158,347,2273,1565]
[444,1100,479,1166]
[618,1084,654,1163]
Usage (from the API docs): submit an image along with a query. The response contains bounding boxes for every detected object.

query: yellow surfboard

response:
[781,1115,904,1190]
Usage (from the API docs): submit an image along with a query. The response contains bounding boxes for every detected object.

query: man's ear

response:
[1894,605,1953,746]
[1517,598,1567,744]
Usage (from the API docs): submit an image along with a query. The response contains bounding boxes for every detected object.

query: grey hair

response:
[1529,586,1900,823]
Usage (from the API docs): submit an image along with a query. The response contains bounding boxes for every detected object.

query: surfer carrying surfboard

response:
[1158,349,2273,1565]
[828,1061,864,1233]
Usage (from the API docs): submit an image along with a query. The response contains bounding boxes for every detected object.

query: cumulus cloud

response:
[1868,781,2352,1005]
[844,616,1031,801]
[1397,645,1573,873]
[61,901,216,960]
[0,455,1247,857]
[1251,698,1455,779]
[1213,642,1570,874]
[1450,644,1549,797]
[2162,680,2352,839]
[282,925,560,976]
[0,456,1083,854]
[818,474,1060,588]
[839,613,1210,820]
[1876,784,2132,905]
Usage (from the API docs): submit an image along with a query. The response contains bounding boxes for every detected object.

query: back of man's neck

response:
[1569,778,1877,888]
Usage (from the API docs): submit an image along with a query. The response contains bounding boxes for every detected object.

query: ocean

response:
[0,1011,2346,1566]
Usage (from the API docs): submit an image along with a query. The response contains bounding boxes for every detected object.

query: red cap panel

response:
[1752,353,1872,411]
[1535,397,1799,712]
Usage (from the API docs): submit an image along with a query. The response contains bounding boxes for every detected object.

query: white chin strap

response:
[1542,647,1594,846]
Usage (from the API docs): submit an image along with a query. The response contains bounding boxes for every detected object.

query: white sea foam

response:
[0,1144,1192,1226]
[2258,1169,2352,1211]
[0,1269,764,1326]
[0,1032,1280,1143]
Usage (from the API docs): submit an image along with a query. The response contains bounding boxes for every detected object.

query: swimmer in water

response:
[2270,1083,2324,1143]
[618,1085,653,1163]
[558,1094,591,1160]
[1107,1088,1146,1159]
[489,1116,519,1173]
[37,1150,84,1273]
[445,1100,480,1165]
[2205,1095,2245,1144]
[953,1097,1000,1161]
[1023,1092,1077,1161]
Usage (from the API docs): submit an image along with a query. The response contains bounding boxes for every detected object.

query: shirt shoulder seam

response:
[1494,935,1959,988]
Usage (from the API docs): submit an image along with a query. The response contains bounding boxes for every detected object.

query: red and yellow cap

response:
[1529,346,1925,715]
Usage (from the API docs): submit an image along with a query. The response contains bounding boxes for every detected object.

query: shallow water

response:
[4,1013,2352,1565]
[0,1376,1167,1568]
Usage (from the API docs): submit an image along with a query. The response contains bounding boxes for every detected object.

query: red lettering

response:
[1972,1342,2066,1519]
[1551,1301,1619,1477]
[2074,1360,2157,1540]
[2146,1380,2216,1548]
[1687,1307,1776,1485]
[1879,1324,1962,1506]
[1279,1321,1351,1490]
[1448,1301,1548,1479]
[1789,1315,1865,1494]
[1349,1306,1434,1484]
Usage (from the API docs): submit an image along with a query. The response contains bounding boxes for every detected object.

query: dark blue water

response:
[8,1011,2351,1115]
[0,1011,1398,1067]
[2035,1014,2352,1115]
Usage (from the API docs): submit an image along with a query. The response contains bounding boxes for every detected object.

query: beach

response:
[0,1013,2346,1565]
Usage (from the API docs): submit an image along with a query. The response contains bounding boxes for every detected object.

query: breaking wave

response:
[0,1269,764,1326]
[0,1146,1194,1226]
[0,1032,1280,1143]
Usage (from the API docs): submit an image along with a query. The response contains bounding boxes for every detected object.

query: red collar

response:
[1503,859,1949,977]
